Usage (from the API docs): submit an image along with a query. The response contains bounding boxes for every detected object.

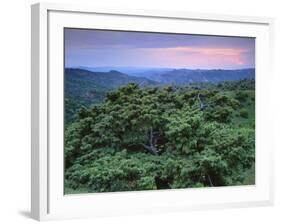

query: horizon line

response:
[65,66,255,71]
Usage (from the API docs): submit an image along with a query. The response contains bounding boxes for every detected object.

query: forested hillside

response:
[65,68,158,124]
[64,79,255,193]
[64,68,255,125]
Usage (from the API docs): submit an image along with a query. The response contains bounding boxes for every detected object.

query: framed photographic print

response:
[31,2,274,221]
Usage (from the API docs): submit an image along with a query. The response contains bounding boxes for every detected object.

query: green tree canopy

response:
[65,83,255,193]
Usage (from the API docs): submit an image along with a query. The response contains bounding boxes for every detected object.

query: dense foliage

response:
[65,80,255,193]
[64,69,157,124]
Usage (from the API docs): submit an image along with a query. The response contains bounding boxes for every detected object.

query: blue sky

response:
[65,28,255,69]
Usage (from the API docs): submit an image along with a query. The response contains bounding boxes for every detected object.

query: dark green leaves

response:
[65,82,255,193]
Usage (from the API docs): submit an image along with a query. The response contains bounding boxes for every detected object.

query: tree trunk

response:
[141,127,159,155]
[207,174,214,187]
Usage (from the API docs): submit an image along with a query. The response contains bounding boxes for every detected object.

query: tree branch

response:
[207,174,214,187]
[141,143,159,155]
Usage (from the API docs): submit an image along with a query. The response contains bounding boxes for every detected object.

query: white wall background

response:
[0,0,279,223]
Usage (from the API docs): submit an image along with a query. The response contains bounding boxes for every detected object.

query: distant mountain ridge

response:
[72,67,255,84]
[65,68,158,90]
[76,66,172,76]
[157,68,255,84]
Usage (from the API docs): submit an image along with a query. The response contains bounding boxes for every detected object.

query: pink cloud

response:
[136,46,250,68]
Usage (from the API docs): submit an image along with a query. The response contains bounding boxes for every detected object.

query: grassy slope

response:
[210,89,255,185]
[232,90,255,185]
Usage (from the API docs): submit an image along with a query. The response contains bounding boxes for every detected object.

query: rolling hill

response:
[64,67,255,124]
[148,68,255,84]
[64,68,158,124]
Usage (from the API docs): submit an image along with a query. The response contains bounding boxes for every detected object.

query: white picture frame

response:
[31,2,274,221]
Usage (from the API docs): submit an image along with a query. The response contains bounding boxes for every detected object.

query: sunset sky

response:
[65,28,255,69]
